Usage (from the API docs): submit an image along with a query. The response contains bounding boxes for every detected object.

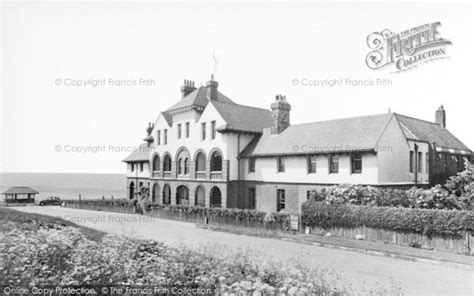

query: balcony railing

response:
[163,171,172,178]
[195,172,206,179]
[152,171,161,178]
[210,172,223,180]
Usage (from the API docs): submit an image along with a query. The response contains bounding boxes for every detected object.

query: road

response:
[13,206,473,295]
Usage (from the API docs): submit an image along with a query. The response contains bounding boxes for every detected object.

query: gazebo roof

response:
[2,187,39,195]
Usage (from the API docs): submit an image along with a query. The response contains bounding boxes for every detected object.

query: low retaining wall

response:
[64,201,290,232]
[309,226,473,255]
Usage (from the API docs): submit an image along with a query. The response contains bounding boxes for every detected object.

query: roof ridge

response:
[393,113,441,127]
[212,99,272,112]
[288,112,392,128]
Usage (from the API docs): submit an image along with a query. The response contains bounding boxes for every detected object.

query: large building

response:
[123,78,472,213]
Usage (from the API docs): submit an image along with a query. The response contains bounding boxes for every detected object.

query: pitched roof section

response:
[166,86,235,112]
[247,113,393,156]
[122,143,152,162]
[212,101,274,133]
[2,187,39,195]
[243,112,472,157]
[395,114,471,152]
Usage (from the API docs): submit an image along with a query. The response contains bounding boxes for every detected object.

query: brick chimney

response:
[435,105,446,128]
[181,79,196,98]
[206,75,219,100]
[271,95,291,135]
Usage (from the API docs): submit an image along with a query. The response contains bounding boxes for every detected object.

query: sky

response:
[1,0,473,174]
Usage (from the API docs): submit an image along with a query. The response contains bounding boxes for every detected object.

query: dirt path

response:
[13,206,473,295]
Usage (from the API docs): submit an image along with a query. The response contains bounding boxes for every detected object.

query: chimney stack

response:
[181,80,196,98]
[271,95,291,135]
[435,105,446,128]
[206,75,219,100]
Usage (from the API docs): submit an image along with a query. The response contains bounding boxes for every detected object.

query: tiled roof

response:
[122,143,152,162]
[212,101,274,133]
[247,113,393,156]
[2,187,39,195]
[243,112,472,157]
[395,114,471,152]
[166,87,235,112]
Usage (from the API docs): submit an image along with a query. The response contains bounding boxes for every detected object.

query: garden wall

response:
[64,200,291,232]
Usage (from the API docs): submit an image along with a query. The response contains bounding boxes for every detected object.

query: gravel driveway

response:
[13,206,473,295]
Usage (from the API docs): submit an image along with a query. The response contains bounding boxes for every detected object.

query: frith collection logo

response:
[366,22,452,72]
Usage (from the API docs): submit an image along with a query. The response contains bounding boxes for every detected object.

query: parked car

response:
[39,196,63,206]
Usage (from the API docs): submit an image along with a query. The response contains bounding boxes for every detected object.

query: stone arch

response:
[152,153,160,171]
[175,147,190,176]
[209,148,223,172]
[162,183,171,204]
[194,149,207,172]
[151,183,159,203]
[195,185,205,207]
[162,152,172,172]
[210,186,222,208]
[176,184,190,206]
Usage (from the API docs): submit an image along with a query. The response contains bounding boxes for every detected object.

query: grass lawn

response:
[0,207,106,242]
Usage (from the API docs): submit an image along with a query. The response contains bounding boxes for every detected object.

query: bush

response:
[301,201,474,237]
[1,210,356,295]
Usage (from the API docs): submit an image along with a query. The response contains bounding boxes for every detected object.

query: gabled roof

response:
[242,112,472,157]
[212,101,274,133]
[395,114,471,152]
[166,86,235,112]
[2,187,39,195]
[122,143,152,162]
[245,113,393,156]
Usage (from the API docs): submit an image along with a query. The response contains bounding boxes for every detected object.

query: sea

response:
[0,173,126,201]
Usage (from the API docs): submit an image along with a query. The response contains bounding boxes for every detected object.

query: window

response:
[184,158,189,175]
[306,191,311,200]
[426,152,429,174]
[130,163,134,172]
[201,122,206,140]
[140,162,144,172]
[211,120,216,139]
[164,129,168,145]
[185,122,190,138]
[277,156,285,173]
[249,158,256,173]
[351,153,362,174]
[210,151,222,171]
[410,151,414,173]
[417,152,422,173]
[157,130,161,145]
[329,154,339,174]
[248,188,256,209]
[307,155,317,173]
[178,159,183,175]
[177,124,182,139]
[277,189,285,212]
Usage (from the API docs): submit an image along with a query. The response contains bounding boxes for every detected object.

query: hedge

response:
[65,199,291,224]
[301,201,474,237]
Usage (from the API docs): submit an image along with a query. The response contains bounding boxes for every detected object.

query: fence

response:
[308,225,473,255]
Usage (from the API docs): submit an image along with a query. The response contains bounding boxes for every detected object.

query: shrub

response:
[1,211,358,295]
[301,201,473,237]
